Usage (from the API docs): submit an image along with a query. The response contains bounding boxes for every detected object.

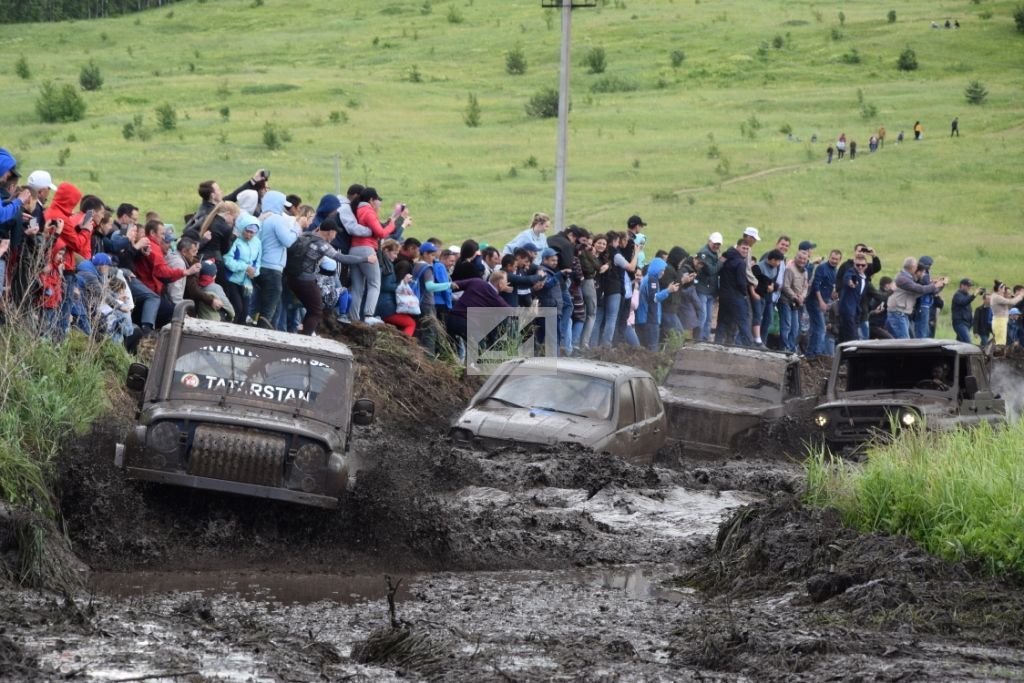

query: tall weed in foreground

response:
[804,421,1024,577]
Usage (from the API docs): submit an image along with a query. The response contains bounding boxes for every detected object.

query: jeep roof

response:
[180,318,354,359]
[834,338,982,355]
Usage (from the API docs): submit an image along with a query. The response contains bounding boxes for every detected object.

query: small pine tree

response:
[464,93,481,127]
[505,46,527,75]
[155,103,177,130]
[964,80,989,105]
[15,55,30,80]
[897,47,918,71]
[670,49,685,68]
[887,10,897,23]
[79,60,104,91]
[36,81,86,123]
[583,46,607,74]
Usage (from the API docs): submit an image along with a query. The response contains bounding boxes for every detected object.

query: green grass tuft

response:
[805,421,1024,578]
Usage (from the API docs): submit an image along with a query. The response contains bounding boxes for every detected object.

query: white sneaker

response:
[364,316,384,325]
[338,314,352,324]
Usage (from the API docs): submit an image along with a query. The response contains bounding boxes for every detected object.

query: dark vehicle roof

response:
[490,357,653,382]
[181,318,354,360]
[836,339,981,355]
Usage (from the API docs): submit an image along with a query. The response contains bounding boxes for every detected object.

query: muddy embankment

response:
[3,334,1024,681]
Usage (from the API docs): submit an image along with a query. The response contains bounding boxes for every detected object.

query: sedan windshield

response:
[485,372,614,420]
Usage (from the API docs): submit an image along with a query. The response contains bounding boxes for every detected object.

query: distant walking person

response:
[826,146,834,164]
[950,117,959,137]
[849,140,857,160]
[877,125,886,148]
[913,121,923,140]
[836,133,847,159]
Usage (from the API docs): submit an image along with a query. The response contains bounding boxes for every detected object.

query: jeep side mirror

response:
[964,375,979,399]
[126,363,149,393]
[820,378,829,394]
[352,398,375,426]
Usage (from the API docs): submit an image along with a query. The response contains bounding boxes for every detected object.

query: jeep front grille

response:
[188,424,286,487]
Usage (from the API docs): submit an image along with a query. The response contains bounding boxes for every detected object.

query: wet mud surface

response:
[3,346,1024,680]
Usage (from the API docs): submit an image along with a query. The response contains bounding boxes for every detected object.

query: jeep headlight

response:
[900,410,917,427]
[814,413,829,428]
[293,442,327,473]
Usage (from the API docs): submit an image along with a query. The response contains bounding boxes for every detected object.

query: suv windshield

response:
[485,372,614,420]
[170,339,342,410]
[835,351,957,393]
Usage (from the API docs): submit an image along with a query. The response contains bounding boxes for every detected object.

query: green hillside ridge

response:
[2,0,1022,297]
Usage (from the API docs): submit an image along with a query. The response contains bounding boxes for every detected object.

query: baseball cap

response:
[91,253,112,267]
[708,232,723,244]
[419,242,438,254]
[627,215,646,228]
[199,260,218,277]
[1011,308,1021,316]
[959,278,974,286]
[444,246,460,256]
[918,255,934,268]
[798,240,816,251]
[541,247,558,259]
[364,187,382,201]
[522,242,541,252]
[743,227,761,241]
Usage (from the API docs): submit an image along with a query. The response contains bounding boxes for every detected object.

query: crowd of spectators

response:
[1,146,1021,359]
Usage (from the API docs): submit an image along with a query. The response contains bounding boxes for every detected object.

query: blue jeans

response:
[593,293,622,346]
[571,319,584,348]
[662,311,684,336]
[559,284,573,354]
[954,321,972,344]
[806,304,828,357]
[639,322,661,350]
[779,303,802,351]
[698,292,715,341]
[255,269,284,326]
[886,311,911,339]
[715,292,752,347]
[623,324,641,347]
[751,297,772,339]
[914,305,931,338]
[128,278,161,328]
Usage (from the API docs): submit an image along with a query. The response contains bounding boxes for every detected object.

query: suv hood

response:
[816,395,954,414]
[453,406,611,446]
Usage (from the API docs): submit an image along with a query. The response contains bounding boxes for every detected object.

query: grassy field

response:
[805,420,1024,577]
[2,0,1022,302]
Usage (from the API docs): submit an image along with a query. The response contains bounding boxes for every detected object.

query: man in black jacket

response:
[546,225,584,355]
[714,241,754,347]
[951,278,980,343]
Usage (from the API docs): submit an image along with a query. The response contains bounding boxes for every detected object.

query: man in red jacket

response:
[132,219,200,330]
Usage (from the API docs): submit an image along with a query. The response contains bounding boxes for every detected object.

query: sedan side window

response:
[631,378,662,421]
[618,381,636,428]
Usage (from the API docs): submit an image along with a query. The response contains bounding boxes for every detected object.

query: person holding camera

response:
[886,257,947,339]
[951,278,982,343]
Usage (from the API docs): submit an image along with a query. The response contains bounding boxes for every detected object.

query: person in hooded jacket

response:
[253,191,299,330]
[42,182,85,335]
[677,256,704,337]
[38,239,69,338]
[0,148,32,225]
[636,257,681,351]
[714,241,754,347]
[349,187,398,324]
[659,247,689,336]
[224,214,262,325]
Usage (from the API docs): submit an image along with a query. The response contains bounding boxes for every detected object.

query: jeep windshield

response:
[169,338,346,415]
[833,350,957,395]
[481,372,614,420]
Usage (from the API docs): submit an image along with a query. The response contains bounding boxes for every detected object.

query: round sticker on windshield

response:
[181,373,200,388]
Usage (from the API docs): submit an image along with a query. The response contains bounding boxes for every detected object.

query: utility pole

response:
[542,0,596,233]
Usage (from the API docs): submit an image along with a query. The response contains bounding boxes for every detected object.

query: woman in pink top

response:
[349,186,398,324]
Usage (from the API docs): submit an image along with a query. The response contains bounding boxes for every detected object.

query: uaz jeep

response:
[116,302,374,508]
[813,339,1004,448]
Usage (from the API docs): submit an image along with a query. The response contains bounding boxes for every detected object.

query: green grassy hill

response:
[2,0,1023,291]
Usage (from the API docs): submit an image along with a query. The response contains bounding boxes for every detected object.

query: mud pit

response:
[4,337,1024,680]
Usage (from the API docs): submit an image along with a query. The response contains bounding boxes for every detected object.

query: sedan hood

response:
[453,407,611,446]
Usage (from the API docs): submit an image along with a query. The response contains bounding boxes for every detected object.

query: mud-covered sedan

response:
[450,358,666,463]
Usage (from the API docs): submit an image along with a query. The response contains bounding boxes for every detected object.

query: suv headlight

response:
[814,413,829,428]
[900,410,918,427]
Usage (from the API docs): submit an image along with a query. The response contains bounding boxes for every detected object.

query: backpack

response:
[284,232,319,279]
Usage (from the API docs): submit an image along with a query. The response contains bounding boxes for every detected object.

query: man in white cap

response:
[695,231,724,341]
[26,170,56,202]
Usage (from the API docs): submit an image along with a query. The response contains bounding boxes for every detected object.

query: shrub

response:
[670,49,685,68]
[887,10,897,23]
[263,122,291,150]
[15,55,30,80]
[79,60,104,91]
[464,92,481,127]
[1015,5,1024,33]
[154,103,177,130]
[329,110,348,124]
[897,47,918,71]
[505,45,527,75]
[583,46,607,74]
[219,106,230,121]
[525,87,560,119]
[35,81,86,123]
[840,48,861,64]
[407,65,423,83]
[589,76,638,93]
[446,4,463,24]
[964,80,989,104]
[779,123,793,135]
[56,147,70,167]
[420,0,432,15]
[830,27,843,41]
[772,34,784,49]
[837,10,845,26]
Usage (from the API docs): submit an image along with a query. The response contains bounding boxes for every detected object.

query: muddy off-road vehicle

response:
[813,339,1005,447]
[116,302,375,509]
[659,343,819,455]
[450,357,666,463]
